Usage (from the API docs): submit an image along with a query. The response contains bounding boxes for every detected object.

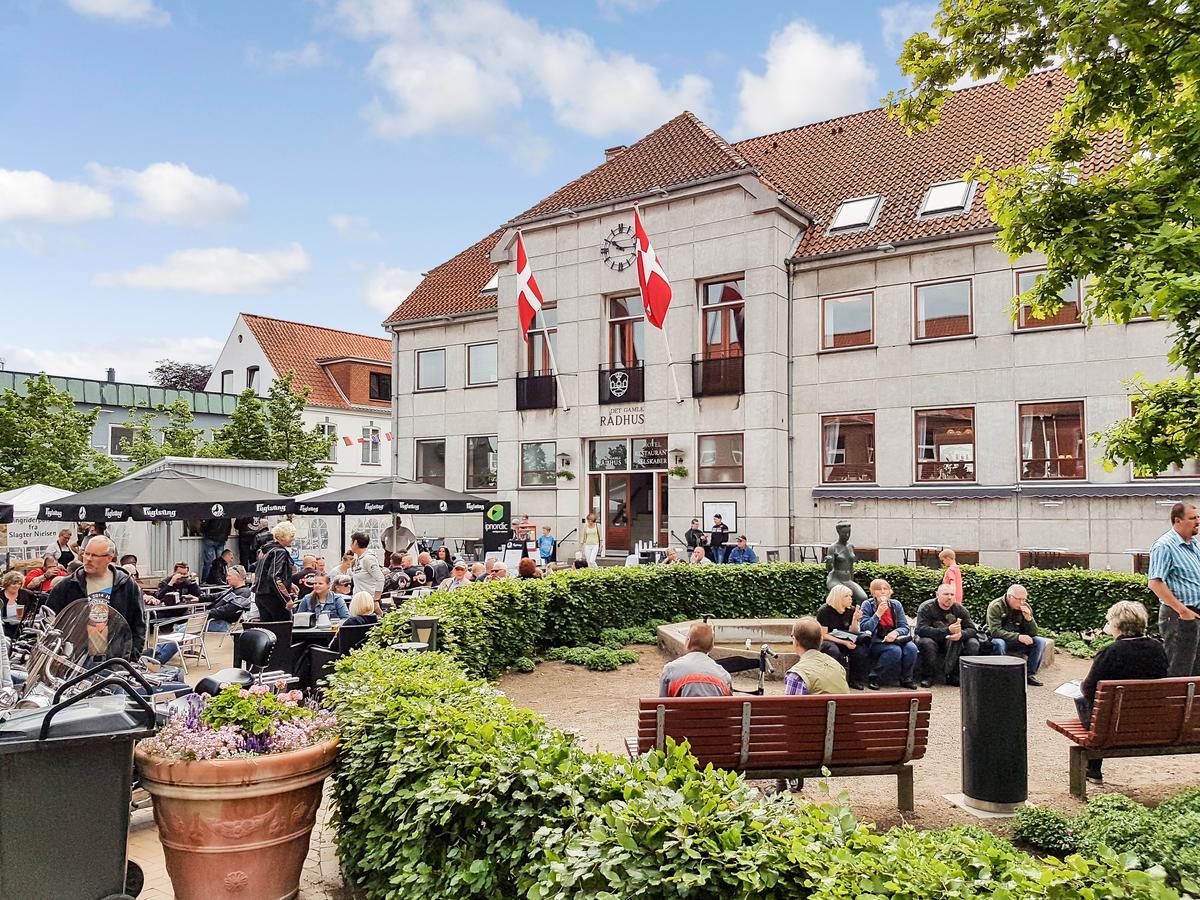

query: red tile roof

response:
[241,313,390,409]
[384,72,1114,325]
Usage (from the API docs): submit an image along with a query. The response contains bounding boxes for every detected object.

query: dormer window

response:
[919,179,974,217]
[481,271,498,293]
[828,194,883,233]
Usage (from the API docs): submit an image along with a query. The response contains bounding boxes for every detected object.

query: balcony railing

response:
[598,363,644,405]
[516,370,557,411]
[691,350,744,397]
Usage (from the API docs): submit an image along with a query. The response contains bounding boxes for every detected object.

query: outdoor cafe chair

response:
[173,611,212,675]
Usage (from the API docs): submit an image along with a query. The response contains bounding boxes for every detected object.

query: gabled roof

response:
[241,313,390,409]
[384,71,1116,326]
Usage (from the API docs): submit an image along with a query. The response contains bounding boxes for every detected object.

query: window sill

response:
[518,484,560,490]
[1013,322,1085,334]
[911,333,975,346]
[695,481,746,488]
[914,479,977,486]
[818,343,877,355]
[414,387,447,394]
[465,382,498,389]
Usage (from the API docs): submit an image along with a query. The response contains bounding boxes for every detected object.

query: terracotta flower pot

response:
[134,737,338,900]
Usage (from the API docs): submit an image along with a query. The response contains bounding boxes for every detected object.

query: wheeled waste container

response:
[0,675,155,899]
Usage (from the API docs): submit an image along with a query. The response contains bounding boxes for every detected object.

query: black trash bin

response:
[960,654,1028,813]
[0,674,156,899]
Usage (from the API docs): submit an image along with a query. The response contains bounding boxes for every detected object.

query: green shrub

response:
[513,656,536,673]
[328,647,1173,900]
[599,625,660,648]
[1014,805,1080,854]
[1077,793,1159,857]
[366,563,1150,677]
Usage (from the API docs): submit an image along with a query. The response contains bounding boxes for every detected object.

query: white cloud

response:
[880,2,937,51]
[330,213,381,242]
[246,41,332,72]
[87,162,247,226]
[363,264,422,313]
[66,0,169,27]
[2,228,48,255]
[596,0,663,18]
[93,243,311,294]
[732,20,877,137]
[336,0,711,139]
[0,168,114,224]
[0,336,222,383]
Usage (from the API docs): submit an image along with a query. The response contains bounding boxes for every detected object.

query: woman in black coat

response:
[1077,600,1168,784]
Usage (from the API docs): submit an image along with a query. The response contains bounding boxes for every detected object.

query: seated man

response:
[298,574,350,619]
[156,561,201,603]
[986,584,1048,686]
[659,622,733,697]
[205,548,234,585]
[438,560,473,591]
[915,583,980,687]
[785,617,849,695]
[726,535,758,564]
[859,579,919,690]
[206,565,253,632]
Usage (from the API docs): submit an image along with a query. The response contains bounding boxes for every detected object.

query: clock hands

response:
[604,238,634,254]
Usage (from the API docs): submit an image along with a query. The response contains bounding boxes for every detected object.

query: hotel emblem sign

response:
[607,370,629,399]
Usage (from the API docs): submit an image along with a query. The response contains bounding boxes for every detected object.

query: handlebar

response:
[39,674,155,741]
[52,657,154,704]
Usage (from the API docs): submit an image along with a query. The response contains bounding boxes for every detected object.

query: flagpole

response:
[660,323,683,403]
[542,329,570,412]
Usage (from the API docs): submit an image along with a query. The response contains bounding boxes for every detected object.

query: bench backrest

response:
[1089,677,1200,749]
[636,692,932,771]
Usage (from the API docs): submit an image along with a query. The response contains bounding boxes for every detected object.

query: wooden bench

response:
[625,692,932,812]
[1047,676,1200,800]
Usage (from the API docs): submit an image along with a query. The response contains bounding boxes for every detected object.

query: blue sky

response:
[0,0,937,382]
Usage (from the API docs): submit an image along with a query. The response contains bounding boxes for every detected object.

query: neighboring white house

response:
[206,313,395,489]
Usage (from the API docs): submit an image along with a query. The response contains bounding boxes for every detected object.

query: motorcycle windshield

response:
[21,597,134,703]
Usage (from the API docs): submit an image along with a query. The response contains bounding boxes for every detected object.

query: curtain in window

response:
[822,420,841,478]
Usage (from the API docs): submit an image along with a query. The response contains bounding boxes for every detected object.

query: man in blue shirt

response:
[1150,502,1200,676]
[726,535,758,564]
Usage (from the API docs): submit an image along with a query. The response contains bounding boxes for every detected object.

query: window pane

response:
[609,296,640,319]
[915,281,972,339]
[109,426,135,456]
[535,304,557,328]
[829,195,881,231]
[589,439,628,472]
[1019,401,1086,479]
[521,441,556,486]
[697,433,744,484]
[632,436,668,470]
[823,293,873,349]
[369,372,392,400]
[915,407,975,481]
[417,349,446,390]
[467,343,498,385]
[320,423,338,463]
[466,436,498,489]
[704,279,744,306]
[1016,270,1081,329]
[921,180,972,215]
[705,309,722,346]
[821,414,875,483]
[416,440,446,486]
[361,428,381,465]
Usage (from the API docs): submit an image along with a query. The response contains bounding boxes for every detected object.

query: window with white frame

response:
[416,349,446,391]
[821,292,874,349]
[318,422,338,463]
[919,179,974,217]
[467,342,498,385]
[914,279,973,340]
[1015,268,1083,329]
[361,426,381,465]
[521,441,557,486]
[697,433,744,484]
[828,195,883,232]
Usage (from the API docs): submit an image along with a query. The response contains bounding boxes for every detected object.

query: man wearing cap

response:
[439,560,474,591]
[726,535,758,564]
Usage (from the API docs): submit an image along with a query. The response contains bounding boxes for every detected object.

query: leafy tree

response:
[204,372,334,495]
[889,1,1200,472]
[0,374,122,491]
[149,359,214,392]
[119,399,207,470]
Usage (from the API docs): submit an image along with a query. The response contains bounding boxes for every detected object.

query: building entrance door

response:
[603,473,654,552]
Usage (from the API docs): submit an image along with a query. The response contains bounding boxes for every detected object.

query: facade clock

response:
[600,222,636,271]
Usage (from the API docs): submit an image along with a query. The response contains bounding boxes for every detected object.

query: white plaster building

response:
[383,73,1198,571]
[207,314,394,489]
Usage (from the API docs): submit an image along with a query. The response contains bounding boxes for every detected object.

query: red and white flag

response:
[515,231,545,342]
[342,436,353,446]
[634,206,672,329]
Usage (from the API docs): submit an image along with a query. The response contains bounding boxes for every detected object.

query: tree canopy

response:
[0,374,121,492]
[119,399,206,471]
[149,359,214,392]
[889,0,1200,472]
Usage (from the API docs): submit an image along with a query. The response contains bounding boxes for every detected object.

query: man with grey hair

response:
[487,562,509,580]
[986,584,1048,686]
[1149,501,1200,676]
[46,534,147,660]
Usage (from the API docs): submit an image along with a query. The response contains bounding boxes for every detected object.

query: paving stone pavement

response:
[126,632,352,899]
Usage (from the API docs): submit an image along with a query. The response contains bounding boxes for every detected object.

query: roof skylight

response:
[481,271,499,293]
[828,194,883,232]
[919,179,974,217]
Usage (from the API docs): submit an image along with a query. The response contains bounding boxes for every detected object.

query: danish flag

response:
[515,231,544,342]
[342,436,353,446]
[634,206,672,329]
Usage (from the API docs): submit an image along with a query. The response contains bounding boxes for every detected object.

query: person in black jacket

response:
[46,535,147,661]
[915,583,981,687]
[1077,600,1168,784]
[254,522,297,622]
[156,562,202,603]
[684,519,707,553]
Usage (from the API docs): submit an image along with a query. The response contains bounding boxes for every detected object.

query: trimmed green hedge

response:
[369,562,1153,678]
[329,648,1175,899]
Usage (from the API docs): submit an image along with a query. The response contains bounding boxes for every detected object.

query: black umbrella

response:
[37,466,294,522]
[0,503,12,525]
[294,475,489,516]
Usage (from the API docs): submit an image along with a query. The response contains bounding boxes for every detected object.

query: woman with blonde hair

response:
[581,513,602,567]
[330,590,379,654]
[1076,601,1167,784]
[253,521,297,621]
[816,583,867,689]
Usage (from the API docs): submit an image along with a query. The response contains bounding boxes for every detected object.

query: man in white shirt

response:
[349,530,385,614]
